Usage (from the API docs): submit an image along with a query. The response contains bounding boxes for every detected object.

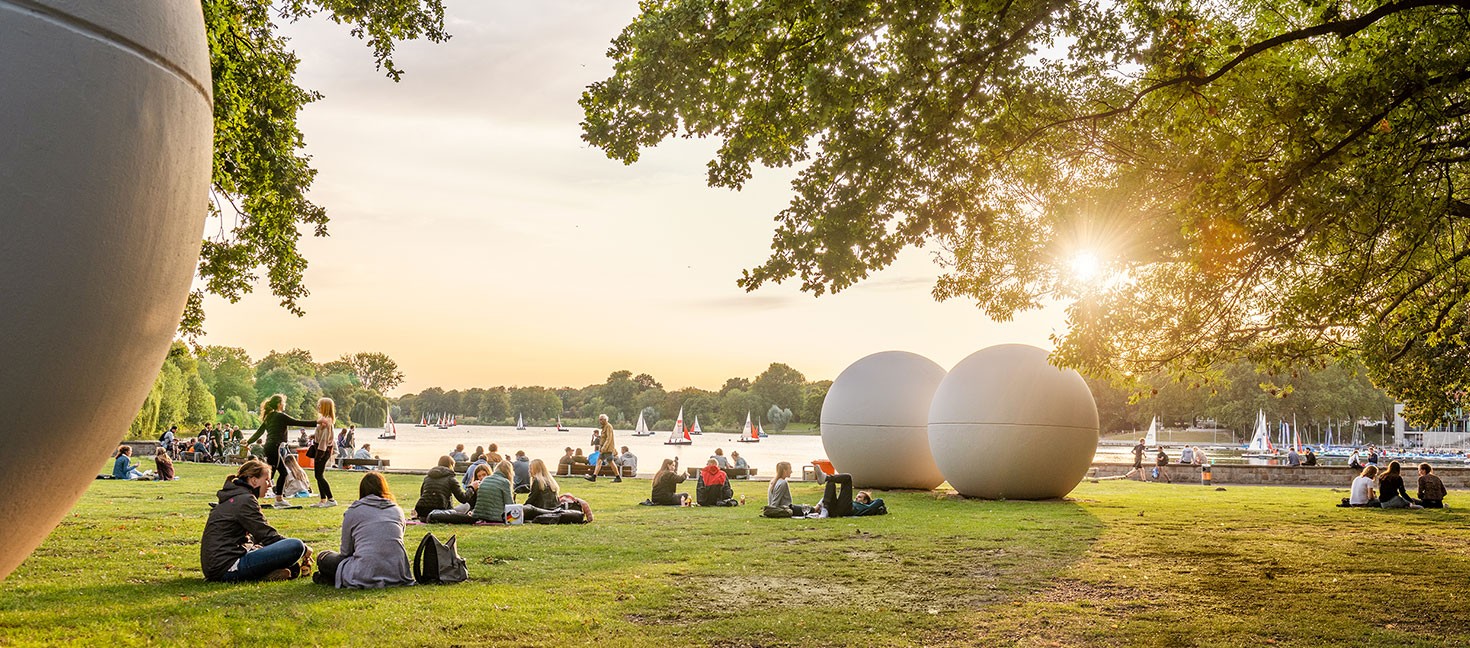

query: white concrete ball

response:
[821,351,947,490]
[928,344,1098,499]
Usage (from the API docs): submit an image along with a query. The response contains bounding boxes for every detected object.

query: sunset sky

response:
[194,0,1069,395]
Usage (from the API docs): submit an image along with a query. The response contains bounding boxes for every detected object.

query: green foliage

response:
[752,362,806,417]
[127,343,218,439]
[765,404,793,431]
[185,0,449,337]
[340,352,405,394]
[583,0,1470,422]
[801,380,832,425]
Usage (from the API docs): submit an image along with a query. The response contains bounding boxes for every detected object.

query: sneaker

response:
[310,501,330,508]
[326,499,337,507]
[263,568,293,582]
[612,477,622,483]
[584,475,596,482]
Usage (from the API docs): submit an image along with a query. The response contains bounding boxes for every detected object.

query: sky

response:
[193,0,1069,395]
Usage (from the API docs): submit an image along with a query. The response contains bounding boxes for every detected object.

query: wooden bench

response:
[686,467,759,479]
[558,463,634,477]
[340,458,390,470]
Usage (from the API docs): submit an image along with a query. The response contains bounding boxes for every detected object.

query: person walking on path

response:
[246,394,319,509]
[586,414,621,482]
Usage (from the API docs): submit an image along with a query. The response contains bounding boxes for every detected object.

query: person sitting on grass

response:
[200,459,312,582]
[1349,465,1379,507]
[525,459,560,509]
[111,446,149,480]
[1418,463,1447,509]
[512,451,531,493]
[696,459,739,507]
[413,455,471,522]
[154,447,175,481]
[764,461,803,516]
[472,461,516,523]
[313,472,414,589]
[852,491,888,516]
[650,458,688,506]
[280,452,312,499]
[461,455,488,486]
[1378,461,1424,509]
[485,443,504,466]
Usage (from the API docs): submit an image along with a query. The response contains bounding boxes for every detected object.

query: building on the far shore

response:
[1394,403,1470,448]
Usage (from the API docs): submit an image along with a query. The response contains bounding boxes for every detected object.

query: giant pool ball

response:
[0,1,213,580]
[928,344,1098,499]
[821,351,947,490]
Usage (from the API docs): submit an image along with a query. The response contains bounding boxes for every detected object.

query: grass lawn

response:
[2,463,1469,646]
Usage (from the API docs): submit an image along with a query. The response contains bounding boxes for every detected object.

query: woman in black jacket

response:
[650,458,688,506]
[245,393,319,508]
[1377,461,1423,509]
[200,460,311,582]
[413,455,471,521]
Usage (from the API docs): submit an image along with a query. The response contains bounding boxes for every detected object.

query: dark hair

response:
[1385,460,1402,477]
[116,445,131,457]
[1419,463,1433,473]
[359,472,393,501]
[438,455,455,468]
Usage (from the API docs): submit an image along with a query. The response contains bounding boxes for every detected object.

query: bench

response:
[558,463,634,477]
[687,467,759,479]
[340,458,390,470]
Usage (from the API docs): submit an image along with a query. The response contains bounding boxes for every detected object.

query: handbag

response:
[412,532,468,584]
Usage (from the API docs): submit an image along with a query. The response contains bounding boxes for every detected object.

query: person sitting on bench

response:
[558,447,576,472]
[414,455,472,522]
[696,459,739,507]
[618,447,638,475]
[1418,463,1447,509]
[351,444,374,470]
[650,458,688,506]
[313,472,414,588]
[730,451,748,471]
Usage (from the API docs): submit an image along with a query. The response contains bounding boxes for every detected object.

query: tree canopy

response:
[188,0,447,336]
[582,0,1470,422]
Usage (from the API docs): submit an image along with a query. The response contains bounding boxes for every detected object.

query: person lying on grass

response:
[200,459,312,582]
[313,472,414,588]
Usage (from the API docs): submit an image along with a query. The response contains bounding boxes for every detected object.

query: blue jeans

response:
[222,538,305,582]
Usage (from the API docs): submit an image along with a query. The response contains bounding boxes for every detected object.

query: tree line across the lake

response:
[127,344,1398,442]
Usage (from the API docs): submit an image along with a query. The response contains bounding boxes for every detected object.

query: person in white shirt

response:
[618,446,637,474]
[1350,465,1379,507]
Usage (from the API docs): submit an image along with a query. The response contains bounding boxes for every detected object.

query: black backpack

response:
[412,532,468,584]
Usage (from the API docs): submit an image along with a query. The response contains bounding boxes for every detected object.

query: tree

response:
[633,373,662,391]
[601,370,638,419]
[766,405,794,432]
[719,377,750,396]
[478,387,510,423]
[340,352,405,394]
[197,345,255,409]
[185,0,449,336]
[583,0,1470,422]
[752,363,806,415]
[801,380,832,426]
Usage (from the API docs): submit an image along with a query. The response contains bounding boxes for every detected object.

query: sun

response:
[1069,251,1102,283]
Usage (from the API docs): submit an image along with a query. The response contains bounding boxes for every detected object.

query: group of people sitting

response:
[200,459,414,587]
[764,461,887,518]
[413,454,587,525]
[159,423,249,464]
[1347,461,1448,509]
[107,445,173,481]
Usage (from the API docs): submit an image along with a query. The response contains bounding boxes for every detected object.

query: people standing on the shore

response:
[449,444,469,463]
[313,472,414,588]
[650,458,688,506]
[1125,439,1146,480]
[1417,463,1447,509]
[200,459,312,582]
[1377,461,1423,509]
[309,398,337,505]
[1350,465,1379,507]
[586,414,621,482]
[246,394,319,509]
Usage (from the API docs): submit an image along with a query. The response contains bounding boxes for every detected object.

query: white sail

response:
[666,407,690,444]
[1247,410,1272,452]
[633,412,650,435]
[516,413,526,430]
[1143,416,1158,447]
[691,416,702,434]
[756,420,765,439]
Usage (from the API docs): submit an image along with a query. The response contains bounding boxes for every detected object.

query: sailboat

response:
[379,404,397,439]
[632,411,654,436]
[516,413,526,430]
[435,413,451,429]
[555,416,569,432]
[1291,414,1303,453]
[1143,416,1159,447]
[1244,410,1274,456]
[736,411,759,443]
[665,406,692,445]
[757,421,768,438]
[690,416,703,435]
[415,413,428,427]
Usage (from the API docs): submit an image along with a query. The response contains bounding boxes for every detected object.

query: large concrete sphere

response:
[928,345,1098,499]
[821,351,946,490]
[0,1,212,580]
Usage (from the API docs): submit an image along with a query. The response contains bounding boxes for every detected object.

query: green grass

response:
[3,463,1469,646]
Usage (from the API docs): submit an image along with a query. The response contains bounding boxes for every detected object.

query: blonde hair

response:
[259,393,286,417]
[530,459,558,494]
[317,397,335,421]
[283,452,308,482]
[496,460,514,481]
[769,461,792,491]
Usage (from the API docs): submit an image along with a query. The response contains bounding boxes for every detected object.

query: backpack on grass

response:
[412,532,468,584]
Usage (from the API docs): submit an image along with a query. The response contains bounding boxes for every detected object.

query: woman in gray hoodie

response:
[313,473,415,588]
